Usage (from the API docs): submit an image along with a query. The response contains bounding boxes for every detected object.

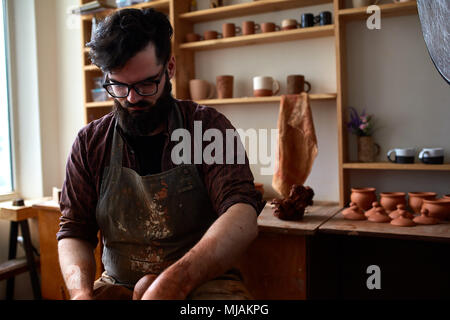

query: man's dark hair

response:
[87,8,173,72]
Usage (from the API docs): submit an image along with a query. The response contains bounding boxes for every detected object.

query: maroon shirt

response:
[57,99,266,247]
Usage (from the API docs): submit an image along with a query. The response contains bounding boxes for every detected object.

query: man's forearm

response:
[143,203,258,299]
[58,238,97,299]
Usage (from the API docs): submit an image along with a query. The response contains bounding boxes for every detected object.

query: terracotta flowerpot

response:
[422,199,450,221]
[380,192,406,213]
[357,136,380,162]
[408,192,437,214]
[350,187,377,211]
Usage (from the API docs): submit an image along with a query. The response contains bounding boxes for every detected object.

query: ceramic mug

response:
[316,11,332,26]
[301,13,314,28]
[186,33,202,42]
[386,148,415,163]
[189,79,215,100]
[253,76,280,97]
[216,75,234,99]
[287,75,311,94]
[222,23,241,37]
[203,30,222,40]
[242,21,260,35]
[261,22,281,33]
[281,19,298,30]
[418,148,444,164]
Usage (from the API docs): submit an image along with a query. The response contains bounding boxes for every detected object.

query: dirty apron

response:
[96,103,216,288]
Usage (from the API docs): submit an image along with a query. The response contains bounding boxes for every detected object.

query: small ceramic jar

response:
[408,192,437,214]
[421,199,450,221]
[350,187,377,211]
[380,192,406,213]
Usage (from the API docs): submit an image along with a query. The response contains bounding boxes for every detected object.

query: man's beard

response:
[113,75,174,136]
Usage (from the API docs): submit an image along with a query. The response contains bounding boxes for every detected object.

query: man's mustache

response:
[122,100,153,109]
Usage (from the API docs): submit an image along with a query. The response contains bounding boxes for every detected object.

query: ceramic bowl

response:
[421,199,450,220]
[408,192,437,214]
[380,192,406,213]
[350,187,377,211]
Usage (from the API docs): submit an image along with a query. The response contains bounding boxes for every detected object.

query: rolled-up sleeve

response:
[57,130,99,248]
[198,107,266,217]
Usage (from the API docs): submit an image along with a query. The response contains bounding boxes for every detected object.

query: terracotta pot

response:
[350,187,377,211]
[357,136,380,162]
[380,192,406,213]
[413,208,439,225]
[422,199,450,220]
[342,202,366,220]
[408,192,437,214]
[368,207,391,223]
[216,75,234,99]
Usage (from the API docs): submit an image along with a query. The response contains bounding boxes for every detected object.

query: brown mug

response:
[189,79,215,101]
[216,75,234,99]
[261,22,281,33]
[242,21,260,35]
[287,75,311,94]
[222,23,242,38]
[203,30,223,40]
[186,33,202,42]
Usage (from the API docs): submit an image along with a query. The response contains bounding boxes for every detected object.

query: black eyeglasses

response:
[103,66,166,98]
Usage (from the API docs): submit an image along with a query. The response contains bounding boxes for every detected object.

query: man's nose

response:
[127,87,142,104]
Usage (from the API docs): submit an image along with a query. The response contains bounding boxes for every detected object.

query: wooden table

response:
[33,200,103,300]
[238,201,341,299]
[308,210,450,299]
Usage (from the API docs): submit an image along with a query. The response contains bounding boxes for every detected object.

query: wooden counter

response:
[238,201,341,300]
[319,209,450,242]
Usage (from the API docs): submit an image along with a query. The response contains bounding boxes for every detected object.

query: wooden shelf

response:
[180,25,334,51]
[196,93,337,105]
[343,162,450,171]
[338,1,418,21]
[179,0,332,23]
[86,100,114,108]
[84,64,100,71]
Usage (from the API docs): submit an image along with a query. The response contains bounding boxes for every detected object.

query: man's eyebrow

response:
[108,70,162,84]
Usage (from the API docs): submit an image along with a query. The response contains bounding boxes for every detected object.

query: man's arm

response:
[58,238,97,300]
[140,202,258,299]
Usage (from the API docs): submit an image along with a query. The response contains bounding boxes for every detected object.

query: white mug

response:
[253,76,280,97]
[387,148,415,163]
[419,148,444,164]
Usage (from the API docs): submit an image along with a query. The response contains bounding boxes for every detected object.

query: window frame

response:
[0,0,17,201]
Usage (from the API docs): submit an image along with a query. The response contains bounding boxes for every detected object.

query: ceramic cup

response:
[380,192,407,213]
[186,33,202,42]
[316,11,332,26]
[408,192,437,214]
[203,30,222,40]
[189,79,215,100]
[242,21,260,35]
[222,23,241,38]
[253,76,280,97]
[387,148,415,163]
[350,187,377,211]
[216,75,234,99]
[301,13,314,28]
[352,0,378,8]
[281,19,298,31]
[287,75,311,94]
[418,147,444,164]
[261,22,281,33]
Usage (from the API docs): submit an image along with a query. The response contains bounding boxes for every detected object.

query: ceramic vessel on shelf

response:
[365,201,381,218]
[368,207,391,223]
[413,208,439,225]
[390,211,416,227]
[357,136,380,162]
[350,187,377,211]
[389,204,413,220]
[408,192,437,214]
[421,199,450,221]
[342,202,366,220]
[380,192,406,213]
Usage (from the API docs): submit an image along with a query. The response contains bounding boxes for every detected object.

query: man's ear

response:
[167,55,176,79]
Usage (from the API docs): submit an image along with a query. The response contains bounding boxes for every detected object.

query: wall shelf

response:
[196,94,337,105]
[180,25,335,51]
[179,0,332,23]
[343,162,450,171]
[338,1,418,21]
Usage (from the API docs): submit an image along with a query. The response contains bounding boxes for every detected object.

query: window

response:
[0,0,13,197]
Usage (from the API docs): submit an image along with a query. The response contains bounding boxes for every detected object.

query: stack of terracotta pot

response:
[341,188,450,227]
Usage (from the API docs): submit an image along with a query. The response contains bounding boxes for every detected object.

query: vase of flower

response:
[347,107,379,162]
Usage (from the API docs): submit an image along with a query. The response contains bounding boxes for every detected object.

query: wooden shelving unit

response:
[79,0,441,207]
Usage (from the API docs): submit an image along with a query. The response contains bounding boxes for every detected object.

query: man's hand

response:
[140,271,187,300]
[133,273,158,300]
